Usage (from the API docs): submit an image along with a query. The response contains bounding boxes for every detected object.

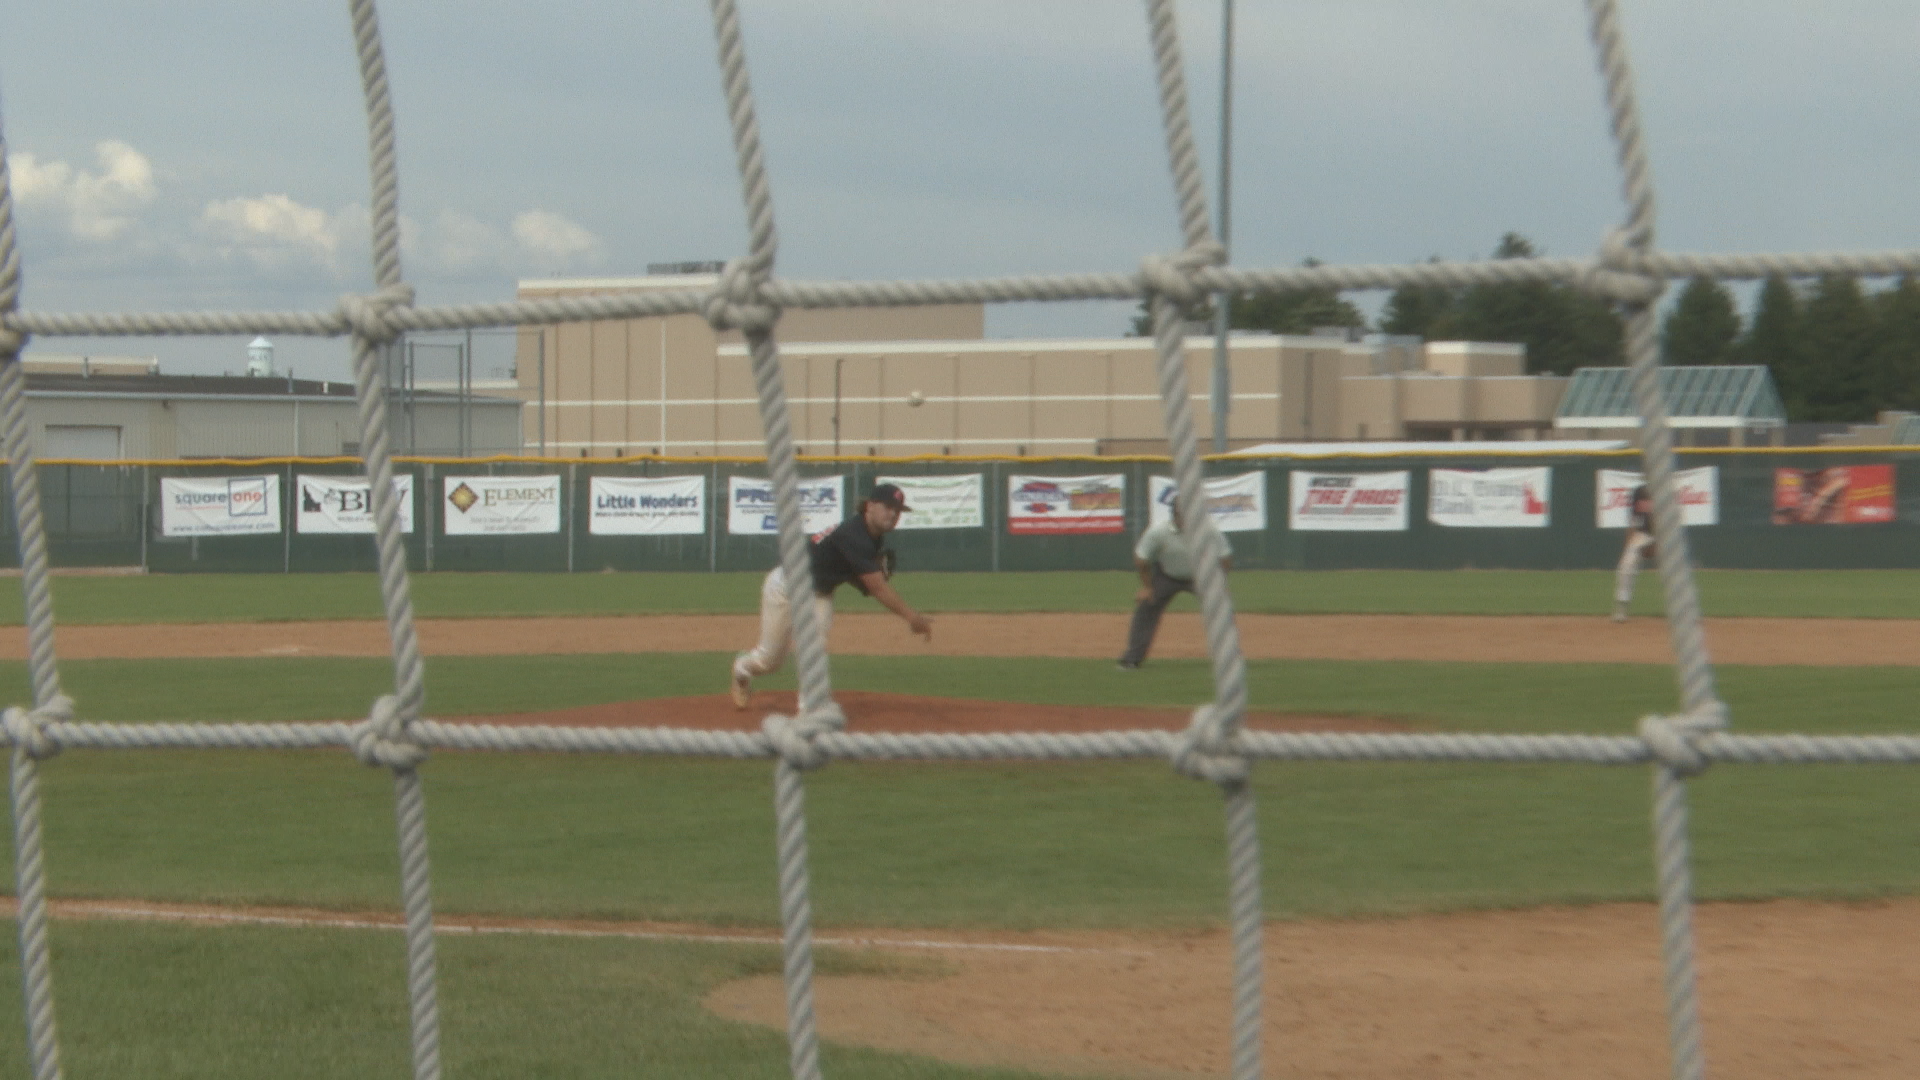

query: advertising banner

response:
[877,473,983,530]
[1287,471,1410,532]
[295,474,415,534]
[160,475,281,537]
[442,474,561,535]
[1772,465,1896,524]
[1429,467,1551,528]
[1007,474,1125,535]
[728,475,846,535]
[588,475,706,536]
[1148,471,1267,532]
[1596,468,1719,528]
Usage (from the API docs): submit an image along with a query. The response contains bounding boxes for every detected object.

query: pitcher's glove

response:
[879,549,897,581]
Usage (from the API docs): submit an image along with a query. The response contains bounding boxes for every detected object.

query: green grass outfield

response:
[0,646,1914,1076]
[14,567,1920,622]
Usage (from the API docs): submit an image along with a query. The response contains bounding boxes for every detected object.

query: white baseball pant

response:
[1614,531,1654,606]
[733,565,836,680]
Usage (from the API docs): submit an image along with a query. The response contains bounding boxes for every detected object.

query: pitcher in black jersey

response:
[730,483,933,709]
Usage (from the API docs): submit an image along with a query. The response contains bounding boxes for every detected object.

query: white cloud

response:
[11,141,157,241]
[511,209,604,267]
[416,210,514,274]
[199,193,352,271]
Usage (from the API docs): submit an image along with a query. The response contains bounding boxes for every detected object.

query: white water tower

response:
[246,336,275,378]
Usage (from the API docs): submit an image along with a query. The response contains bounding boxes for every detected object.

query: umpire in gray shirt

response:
[1117,504,1233,670]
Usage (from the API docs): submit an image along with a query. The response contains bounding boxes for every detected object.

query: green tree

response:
[1432,233,1624,374]
[1379,260,1456,338]
[1660,277,1741,366]
[1740,275,1805,417]
[1797,274,1877,421]
[1127,258,1364,337]
[1870,276,1920,411]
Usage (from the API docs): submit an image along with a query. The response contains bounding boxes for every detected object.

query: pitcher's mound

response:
[439,690,1411,736]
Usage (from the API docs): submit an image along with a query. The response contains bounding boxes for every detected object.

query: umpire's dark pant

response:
[1120,561,1192,666]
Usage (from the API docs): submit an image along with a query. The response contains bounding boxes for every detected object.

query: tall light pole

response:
[1210,0,1235,453]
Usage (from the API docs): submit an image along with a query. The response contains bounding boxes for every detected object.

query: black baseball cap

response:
[865,483,911,511]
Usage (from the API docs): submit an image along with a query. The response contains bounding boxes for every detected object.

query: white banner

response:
[295,474,415,534]
[589,475,706,535]
[442,475,561,535]
[728,475,846,535]
[1007,474,1126,535]
[1429,467,1552,528]
[1288,471,1411,532]
[877,473,983,530]
[160,475,281,537]
[1596,467,1719,528]
[1148,471,1268,532]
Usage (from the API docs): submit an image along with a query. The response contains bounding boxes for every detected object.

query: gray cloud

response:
[3,1,1917,380]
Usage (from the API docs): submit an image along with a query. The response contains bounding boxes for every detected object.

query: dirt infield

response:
[708,898,1920,1080]
[21,611,1920,665]
[20,616,1917,1075]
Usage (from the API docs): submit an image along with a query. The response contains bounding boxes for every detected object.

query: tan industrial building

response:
[511,272,1571,456]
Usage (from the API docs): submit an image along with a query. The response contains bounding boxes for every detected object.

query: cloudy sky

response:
[1,1,1915,380]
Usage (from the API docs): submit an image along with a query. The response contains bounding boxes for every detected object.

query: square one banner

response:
[728,475,846,535]
[1596,467,1719,528]
[296,474,416,534]
[1428,467,1551,528]
[1006,474,1125,535]
[1148,471,1268,532]
[442,475,561,536]
[159,475,282,537]
[1287,471,1410,532]
[876,474,983,530]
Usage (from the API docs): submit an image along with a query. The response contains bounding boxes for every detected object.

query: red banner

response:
[1772,465,1895,524]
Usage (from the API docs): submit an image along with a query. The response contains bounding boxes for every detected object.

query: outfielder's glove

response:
[879,549,897,581]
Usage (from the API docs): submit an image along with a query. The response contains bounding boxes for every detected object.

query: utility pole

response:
[1210,0,1235,453]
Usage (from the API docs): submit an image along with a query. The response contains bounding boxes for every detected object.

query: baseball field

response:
[0,569,1916,1078]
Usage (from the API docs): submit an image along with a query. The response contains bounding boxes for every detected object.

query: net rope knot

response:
[0,326,27,357]
[2,696,72,761]
[703,257,781,335]
[1582,226,1665,306]
[1170,703,1250,786]
[760,701,846,772]
[337,283,417,346]
[350,694,428,770]
[1638,702,1727,778]
[1139,241,1226,311]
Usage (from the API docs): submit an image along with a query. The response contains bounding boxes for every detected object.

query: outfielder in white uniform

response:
[730,483,933,709]
[1612,485,1654,623]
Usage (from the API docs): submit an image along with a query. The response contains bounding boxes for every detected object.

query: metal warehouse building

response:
[18,355,523,460]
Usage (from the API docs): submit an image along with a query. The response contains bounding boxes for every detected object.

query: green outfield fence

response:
[19,446,1920,574]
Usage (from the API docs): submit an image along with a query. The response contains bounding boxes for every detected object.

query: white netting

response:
[1,2,1916,1078]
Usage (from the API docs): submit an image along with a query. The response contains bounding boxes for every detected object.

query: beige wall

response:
[506,277,1564,455]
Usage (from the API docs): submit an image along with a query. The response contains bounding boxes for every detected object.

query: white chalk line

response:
[25,901,1134,956]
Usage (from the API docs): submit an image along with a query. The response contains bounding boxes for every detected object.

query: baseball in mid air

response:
[907,391,926,407]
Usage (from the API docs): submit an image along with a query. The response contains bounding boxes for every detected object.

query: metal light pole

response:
[1210,0,1235,453]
